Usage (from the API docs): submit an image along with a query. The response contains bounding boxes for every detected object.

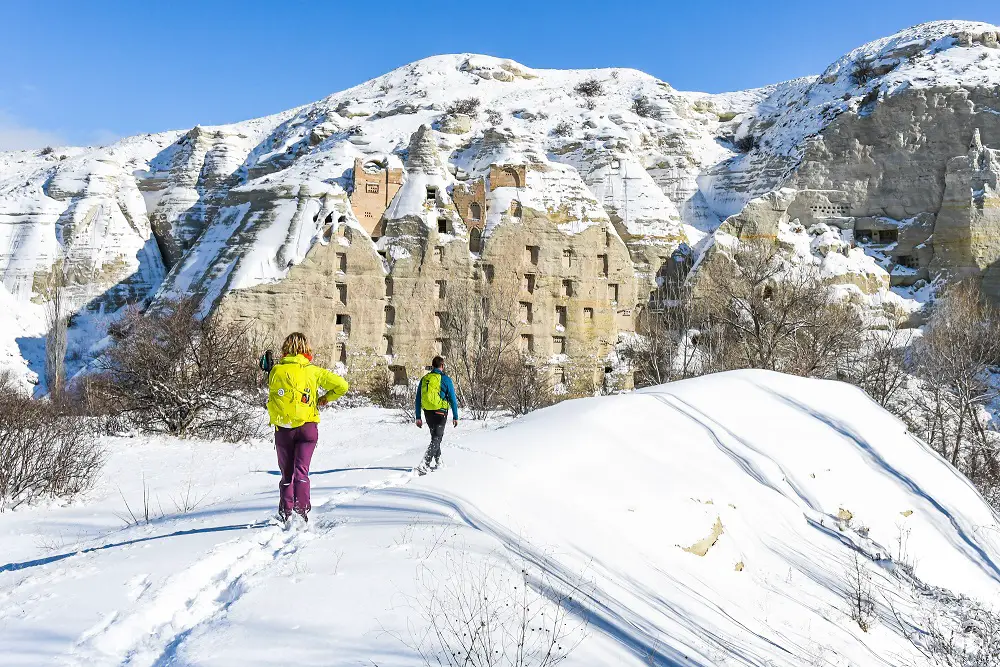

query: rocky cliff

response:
[1,20,998,392]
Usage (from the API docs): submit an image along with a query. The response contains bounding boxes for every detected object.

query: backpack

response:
[259,349,275,373]
[267,359,316,428]
[420,372,450,412]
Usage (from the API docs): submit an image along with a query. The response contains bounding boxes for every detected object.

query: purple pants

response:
[275,422,318,517]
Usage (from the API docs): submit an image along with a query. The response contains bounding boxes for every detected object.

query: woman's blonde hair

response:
[281,332,312,358]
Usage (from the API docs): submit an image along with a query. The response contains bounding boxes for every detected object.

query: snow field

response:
[1,371,999,666]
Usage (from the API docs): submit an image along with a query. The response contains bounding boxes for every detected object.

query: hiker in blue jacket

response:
[415,356,459,472]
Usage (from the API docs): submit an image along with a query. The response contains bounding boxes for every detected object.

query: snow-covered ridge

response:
[735,20,1000,160]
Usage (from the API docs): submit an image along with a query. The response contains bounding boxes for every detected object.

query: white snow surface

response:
[2,371,999,666]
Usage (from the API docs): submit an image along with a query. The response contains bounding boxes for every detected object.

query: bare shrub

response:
[733,133,759,153]
[409,550,587,667]
[846,553,876,632]
[551,120,573,137]
[904,280,1000,504]
[841,327,909,410]
[574,78,604,97]
[485,108,503,126]
[631,95,661,119]
[500,356,556,416]
[447,97,481,117]
[0,380,104,510]
[923,600,1000,666]
[367,369,417,421]
[444,280,521,420]
[889,583,1000,666]
[621,279,703,387]
[851,59,877,86]
[700,239,864,377]
[90,299,268,441]
[624,240,865,386]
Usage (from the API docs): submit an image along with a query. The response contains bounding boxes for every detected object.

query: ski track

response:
[65,467,417,667]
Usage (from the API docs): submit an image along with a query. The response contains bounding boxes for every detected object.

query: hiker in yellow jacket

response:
[267,332,348,522]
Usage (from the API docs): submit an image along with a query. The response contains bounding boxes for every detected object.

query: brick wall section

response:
[349,158,403,236]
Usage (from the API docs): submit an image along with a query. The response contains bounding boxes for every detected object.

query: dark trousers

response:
[275,422,318,516]
[423,410,447,463]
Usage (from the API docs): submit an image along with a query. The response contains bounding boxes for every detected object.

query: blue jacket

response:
[415,369,459,420]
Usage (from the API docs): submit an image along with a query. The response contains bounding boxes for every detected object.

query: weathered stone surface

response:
[439,114,473,135]
[4,23,1000,389]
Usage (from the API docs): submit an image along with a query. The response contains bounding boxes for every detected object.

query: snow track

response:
[67,468,416,667]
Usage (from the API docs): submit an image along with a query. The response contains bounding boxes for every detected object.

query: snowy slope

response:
[2,371,998,666]
[701,20,1000,216]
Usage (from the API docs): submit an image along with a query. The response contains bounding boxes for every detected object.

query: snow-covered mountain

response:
[2,371,998,666]
[1,20,999,390]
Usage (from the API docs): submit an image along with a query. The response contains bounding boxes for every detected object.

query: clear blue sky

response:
[1,0,997,149]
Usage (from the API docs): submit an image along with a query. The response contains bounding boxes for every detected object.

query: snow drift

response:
[2,370,998,666]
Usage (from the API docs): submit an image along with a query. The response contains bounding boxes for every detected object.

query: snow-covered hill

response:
[1,20,999,391]
[2,370,998,666]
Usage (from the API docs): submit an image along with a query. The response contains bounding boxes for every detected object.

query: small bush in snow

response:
[0,374,103,510]
[365,371,416,422]
[574,78,604,97]
[500,356,556,416]
[631,95,661,119]
[733,133,759,153]
[91,299,268,441]
[446,97,481,118]
[408,550,587,667]
[485,109,503,126]
[551,121,574,137]
[846,553,876,632]
[850,59,877,86]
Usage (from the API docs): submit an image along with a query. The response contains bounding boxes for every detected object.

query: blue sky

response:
[1,0,997,149]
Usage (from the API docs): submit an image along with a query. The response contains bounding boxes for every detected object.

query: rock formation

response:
[1,21,1000,392]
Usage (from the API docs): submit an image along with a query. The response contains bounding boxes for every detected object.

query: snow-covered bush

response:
[733,133,759,153]
[574,78,604,97]
[446,97,481,117]
[485,108,503,126]
[631,94,661,119]
[91,299,268,441]
[551,120,573,137]
[0,375,103,510]
[850,59,877,86]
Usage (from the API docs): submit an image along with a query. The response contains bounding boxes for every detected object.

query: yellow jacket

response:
[267,354,349,428]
